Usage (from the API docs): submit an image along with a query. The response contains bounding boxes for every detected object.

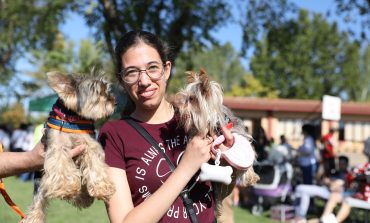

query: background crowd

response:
[235,124,370,223]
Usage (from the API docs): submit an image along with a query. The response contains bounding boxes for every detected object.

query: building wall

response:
[241,116,369,154]
[224,97,370,165]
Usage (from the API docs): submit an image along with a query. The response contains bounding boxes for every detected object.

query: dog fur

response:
[174,69,259,214]
[23,71,116,223]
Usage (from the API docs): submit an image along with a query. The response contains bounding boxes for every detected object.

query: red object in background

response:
[322,132,335,158]
[226,122,233,129]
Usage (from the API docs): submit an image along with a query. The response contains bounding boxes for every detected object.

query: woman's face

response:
[121,43,171,112]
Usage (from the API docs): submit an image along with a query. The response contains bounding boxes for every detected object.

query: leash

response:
[0,144,26,219]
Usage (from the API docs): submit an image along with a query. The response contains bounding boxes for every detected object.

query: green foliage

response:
[0,102,27,128]
[26,35,112,95]
[0,0,75,83]
[78,0,232,71]
[1,0,370,104]
[358,45,370,101]
[73,39,114,76]
[338,41,361,101]
[334,0,370,41]
[227,74,279,98]
[168,43,247,94]
[237,0,297,56]
[238,0,370,56]
[28,33,74,80]
[250,10,363,100]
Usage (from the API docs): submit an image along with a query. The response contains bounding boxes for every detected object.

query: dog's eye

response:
[187,96,194,103]
[101,84,107,92]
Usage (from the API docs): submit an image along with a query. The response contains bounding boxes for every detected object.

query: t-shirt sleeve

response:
[99,122,126,170]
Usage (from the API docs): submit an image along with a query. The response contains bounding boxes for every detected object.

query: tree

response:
[250,10,362,100]
[334,0,370,41]
[168,43,248,94]
[73,39,113,75]
[237,0,297,57]
[227,74,279,98]
[1,0,234,86]
[337,40,361,101]
[1,102,26,128]
[25,34,111,97]
[237,0,370,58]
[78,0,232,71]
[28,33,74,81]
[358,45,370,101]
[0,0,75,83]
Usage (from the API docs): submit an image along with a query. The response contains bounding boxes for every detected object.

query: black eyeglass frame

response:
[119,63,167,84]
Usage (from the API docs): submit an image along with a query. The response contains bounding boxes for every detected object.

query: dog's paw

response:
[88,181,116,202]
[46,181,81,199]
[69,191,95,209]
[21,211,46,223]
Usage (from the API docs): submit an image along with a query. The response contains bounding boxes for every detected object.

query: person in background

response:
[293,156,349,223]
[321,128,337,177]
[10,123,28,152]
[252,126,269,162]
[297,124,318,185]
[19,124,37,181]
[314,144,370,223]
[279,134,295,162]
[0,124,11,151]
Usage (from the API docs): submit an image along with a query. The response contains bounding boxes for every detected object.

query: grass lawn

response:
[1,177,275,223]
[234,206,275,223]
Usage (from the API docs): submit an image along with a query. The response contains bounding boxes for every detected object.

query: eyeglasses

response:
[120,63,166,84]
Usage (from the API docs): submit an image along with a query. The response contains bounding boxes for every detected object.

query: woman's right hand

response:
[178,135,212,175]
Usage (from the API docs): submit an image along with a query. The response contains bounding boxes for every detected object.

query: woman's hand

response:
[30,138,87,168]
[212,125,235,152]
[179,135,213,175]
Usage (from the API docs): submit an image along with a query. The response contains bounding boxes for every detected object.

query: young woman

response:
[98,30,236,223]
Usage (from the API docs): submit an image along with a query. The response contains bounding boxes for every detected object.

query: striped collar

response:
[45,99,95,135]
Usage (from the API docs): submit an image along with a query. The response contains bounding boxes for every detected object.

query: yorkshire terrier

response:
[174,69,259,213]
[23,71,116,223]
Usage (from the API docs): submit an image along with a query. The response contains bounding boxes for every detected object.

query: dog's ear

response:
[199,69,210,94]
[185,71,197,84]
[199,68,209,84]
[47,71,77,97]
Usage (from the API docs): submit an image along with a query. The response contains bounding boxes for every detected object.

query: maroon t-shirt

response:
[99,116,216,223]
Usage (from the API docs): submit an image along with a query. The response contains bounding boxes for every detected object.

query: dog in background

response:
[23,71,116,223]
[174,69,259,214]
